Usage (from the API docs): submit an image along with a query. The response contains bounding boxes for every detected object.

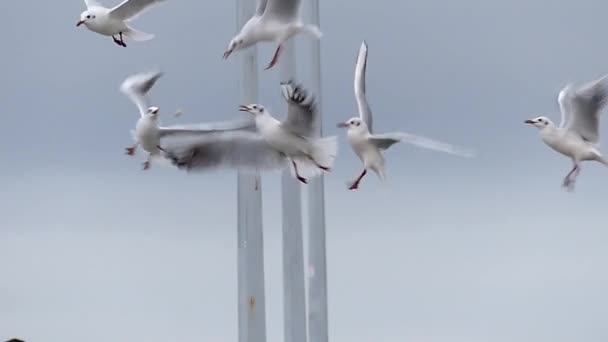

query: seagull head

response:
[77,10,97,27]
[239,104,265,116]
[337,117,368,133]
[146,106,160,119]
[524,116,554,130]
[223,35,251,59]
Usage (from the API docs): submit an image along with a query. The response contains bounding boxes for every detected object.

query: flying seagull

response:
[525,73,608,191]
[164,81,337,184]
[223,0,322,70]
[337,41,476,190]
[120,70,251,170]
[77,0,167,47]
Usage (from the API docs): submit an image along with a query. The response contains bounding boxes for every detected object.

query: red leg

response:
[292,160,308,184]
[307,154,331,172]
[125,145,137,156]
[264,44,282,70]
[348,169,367,190]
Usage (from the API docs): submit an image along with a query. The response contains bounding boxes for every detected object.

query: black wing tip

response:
[281,80,317,113]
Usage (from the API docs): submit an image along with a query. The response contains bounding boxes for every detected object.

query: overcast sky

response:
[2,0,608,341]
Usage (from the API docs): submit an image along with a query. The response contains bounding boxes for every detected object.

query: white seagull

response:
[120,70,251,170]
[337,41,476,190]
[164,81,337,184]
[77,0,167,47]
[223,0,322,70]
[525,74,608,191]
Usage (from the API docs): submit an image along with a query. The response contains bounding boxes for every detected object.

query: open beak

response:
[336,122,349,128]
[223,49,233,59]
[76,20,86,27]
[239,105,252,114]
[524,119,535,124]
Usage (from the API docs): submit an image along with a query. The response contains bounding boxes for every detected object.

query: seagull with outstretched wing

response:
[337,41,476,190]
[525,73,608,191]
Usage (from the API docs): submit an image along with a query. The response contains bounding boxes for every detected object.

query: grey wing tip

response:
[281,80,317,113]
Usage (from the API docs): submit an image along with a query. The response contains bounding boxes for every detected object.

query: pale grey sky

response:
[2,0,608,341]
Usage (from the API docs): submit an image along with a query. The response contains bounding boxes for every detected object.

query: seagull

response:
[120,70,251,170]
[223,0,322,70]
[525,74,608,191]
[239,81,337,183]
[76,0,167,47]
[337,41,476,190]
[164,81,337,184]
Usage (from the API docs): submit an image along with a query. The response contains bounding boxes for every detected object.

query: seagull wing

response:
[109,0,166,21]
[370,132,476,157]
[162,131,288,172]
[563,74,608,143]
[84,0,103,8]
[355,41,374,133]
[280,80,318,137]
[255,0,268,16]
[158,118,256,138]
[262,0,301,22]
[120,70,163,117]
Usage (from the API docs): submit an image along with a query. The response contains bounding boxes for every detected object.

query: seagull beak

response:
[223,49,233,59]
[76,20,86,27]
[239,105,252,114]
[524,119,535,124]
[336,122,349,128]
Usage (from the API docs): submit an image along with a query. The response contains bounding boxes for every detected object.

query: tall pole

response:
[236,0,266,341]
[306,0,330,341]
[280,40,308,342]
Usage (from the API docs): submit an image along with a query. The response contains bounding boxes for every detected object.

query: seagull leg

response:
[306,154,331,172]
[292,160,308,184]
[142,154,152,170]
[562,162,579,191]
[264,44,283,70]
[112,35,123,46]
[348,169,367,191]
[125,144,138,156]
[119,32,127,47]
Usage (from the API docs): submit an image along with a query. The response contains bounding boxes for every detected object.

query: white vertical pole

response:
[306,0,330,341]
[236,0,266,341]
[280,40,308,342]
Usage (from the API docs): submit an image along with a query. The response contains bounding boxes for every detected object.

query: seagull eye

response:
[86,15,91,19]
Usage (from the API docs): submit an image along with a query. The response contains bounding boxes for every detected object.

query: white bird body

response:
[526,73,608,191]
[77,0,165,46]
[346,124,385,179]
[255,113,311,158]
[338,41,475,190]
[539,125,601,161]
[134,115,162,154]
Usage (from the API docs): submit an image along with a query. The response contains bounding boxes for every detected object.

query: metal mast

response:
[306,0,330,341]
[280,40,308,342]
[236,0,266,341]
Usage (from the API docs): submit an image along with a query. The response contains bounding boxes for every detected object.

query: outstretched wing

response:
[262,0,301,22]
[563,74,608,143]
[84,0,103,8]
[280,80,318,137]
[158,118,256,138]
[119,70,163,117]
[355,41,374,132]
[109,0,167,21]
[255,0,268,16]
[370,132,476,157]
[162,131,288,172]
